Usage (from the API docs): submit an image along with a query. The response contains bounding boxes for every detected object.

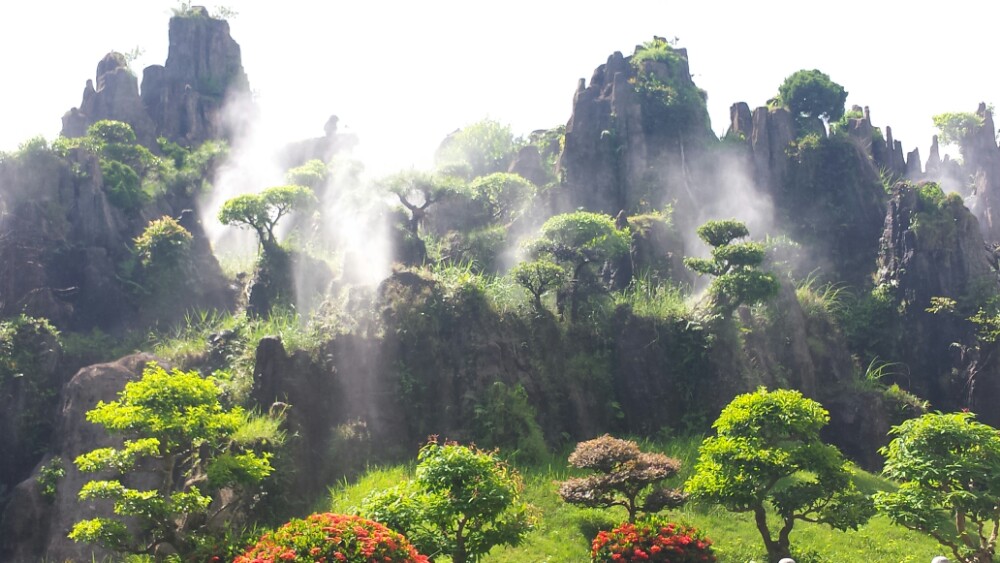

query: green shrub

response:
[473,382,547,464]
[133,216,193,268]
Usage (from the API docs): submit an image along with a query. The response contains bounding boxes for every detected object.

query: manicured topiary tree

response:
[235,513,429,563]
[218,184,316,254]
[559,435,685,523]
[686,388,873,561]
[875,412,1000,563]
[684,219,779,316]
[362,438,533,563]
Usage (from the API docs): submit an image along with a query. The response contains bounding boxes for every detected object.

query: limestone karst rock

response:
[558,40,714,215]
[62,8,250,149]
[0,354,161,562]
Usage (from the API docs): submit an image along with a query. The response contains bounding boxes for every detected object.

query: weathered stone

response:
[0,354,161,562]
[507,145,548,187]
[558,42,713,215]
[60,52,158,147]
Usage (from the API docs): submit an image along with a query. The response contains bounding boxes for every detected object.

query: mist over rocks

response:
[62,8,250,150]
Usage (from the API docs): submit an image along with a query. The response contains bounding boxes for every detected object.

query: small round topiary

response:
[591,518,716,563]
[234,513,429,563]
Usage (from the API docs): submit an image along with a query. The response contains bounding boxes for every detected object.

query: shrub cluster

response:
[591,519,716,563]
[235,513,428,563]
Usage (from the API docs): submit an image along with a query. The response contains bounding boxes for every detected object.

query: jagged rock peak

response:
[61,9,250,149]
[559,37,713,214]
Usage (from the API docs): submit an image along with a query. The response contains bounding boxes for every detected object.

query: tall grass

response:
[614,277,692,321]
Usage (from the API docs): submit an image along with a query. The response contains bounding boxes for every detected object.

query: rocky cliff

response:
[62,8,250,149]
[558,39,713,216]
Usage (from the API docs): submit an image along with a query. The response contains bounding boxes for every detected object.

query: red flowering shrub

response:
[591,519,716,563]
[234,513,429,563]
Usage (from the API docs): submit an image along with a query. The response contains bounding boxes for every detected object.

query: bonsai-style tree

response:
[875,412,1000,563]
[362,438,533,563]
[217,184,316,254]
[683,219,779,315]
[510,258,568,311]
[69,363,280,558]
[558,435,685,523]
[778,69,848,122]
[468,172,535,224]
[526,211,630,320]
[384,171,461,238]
[686,388,873,561]
[933,111,985,148]
[435,118,522,178]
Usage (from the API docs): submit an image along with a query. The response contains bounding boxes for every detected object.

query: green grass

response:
[324,436,946,562]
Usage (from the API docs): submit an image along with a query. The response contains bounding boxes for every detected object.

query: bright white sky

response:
[2,1,997,173]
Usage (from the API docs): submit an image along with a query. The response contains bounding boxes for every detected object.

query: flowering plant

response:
[591,519,716,562]
[234,513,429,563]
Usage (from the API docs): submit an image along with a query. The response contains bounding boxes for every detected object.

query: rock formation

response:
[876,182,1000,415]
[0,354,161,562]
[62,8,250,149]
[558,40,713,215]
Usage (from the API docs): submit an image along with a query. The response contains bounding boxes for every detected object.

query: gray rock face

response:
[876,182,1000,410]
[141,13,251,146]
[0,354,161,562]
[960,105,1000,243]
[61,53,158,147]
[61,13,250,149]
[558,42,713,214]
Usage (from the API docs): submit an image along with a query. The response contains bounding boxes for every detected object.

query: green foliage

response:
[684,219,779,315]
[100,159,146,211]
[235,513,428,562]
[156,137,229,196]
[88,120,136,145]
[933,112,984,146]
[526,211,630,319]
[468,172,535,224]
[614,277,690,321]
[435,119,523,178]
[875,412,1000,563]
[777,69,848,121]
[473,382,548,465]
[37,456,65,500]
[285,159,329,189]
[910,182,965,252]
[218,184,316,251]
[558,435,685,523]
[362,439,534,563]
[133,216,193,269]
[69,363,279,557]
[686,388,874,561]
[510,258,568,310]
[384,171,462,238]
[630,36,683,67]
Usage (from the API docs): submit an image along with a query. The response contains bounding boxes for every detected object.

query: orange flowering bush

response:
[234,513,429,563]
[591,519,716,563]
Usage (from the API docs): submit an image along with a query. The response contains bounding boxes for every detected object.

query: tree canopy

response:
[684,219,778,315]
[686,388,873,561]
[875,412,1000,563]
[558,435,685,523]
[932,111,984,146]
[778,69,848,121]
[69,363,280,558]
[217,184,316,251]
[362,439,533,563]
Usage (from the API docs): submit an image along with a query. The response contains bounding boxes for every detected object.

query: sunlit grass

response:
[323,436,945,563]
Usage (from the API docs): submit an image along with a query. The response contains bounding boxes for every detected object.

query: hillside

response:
[1,8,998,562]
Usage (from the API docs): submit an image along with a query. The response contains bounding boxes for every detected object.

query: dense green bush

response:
[362,438,533,563]
[778,69,848,121]
[133,216,193,269]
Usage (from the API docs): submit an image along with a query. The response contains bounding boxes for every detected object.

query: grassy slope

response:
[328,437,945,563]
